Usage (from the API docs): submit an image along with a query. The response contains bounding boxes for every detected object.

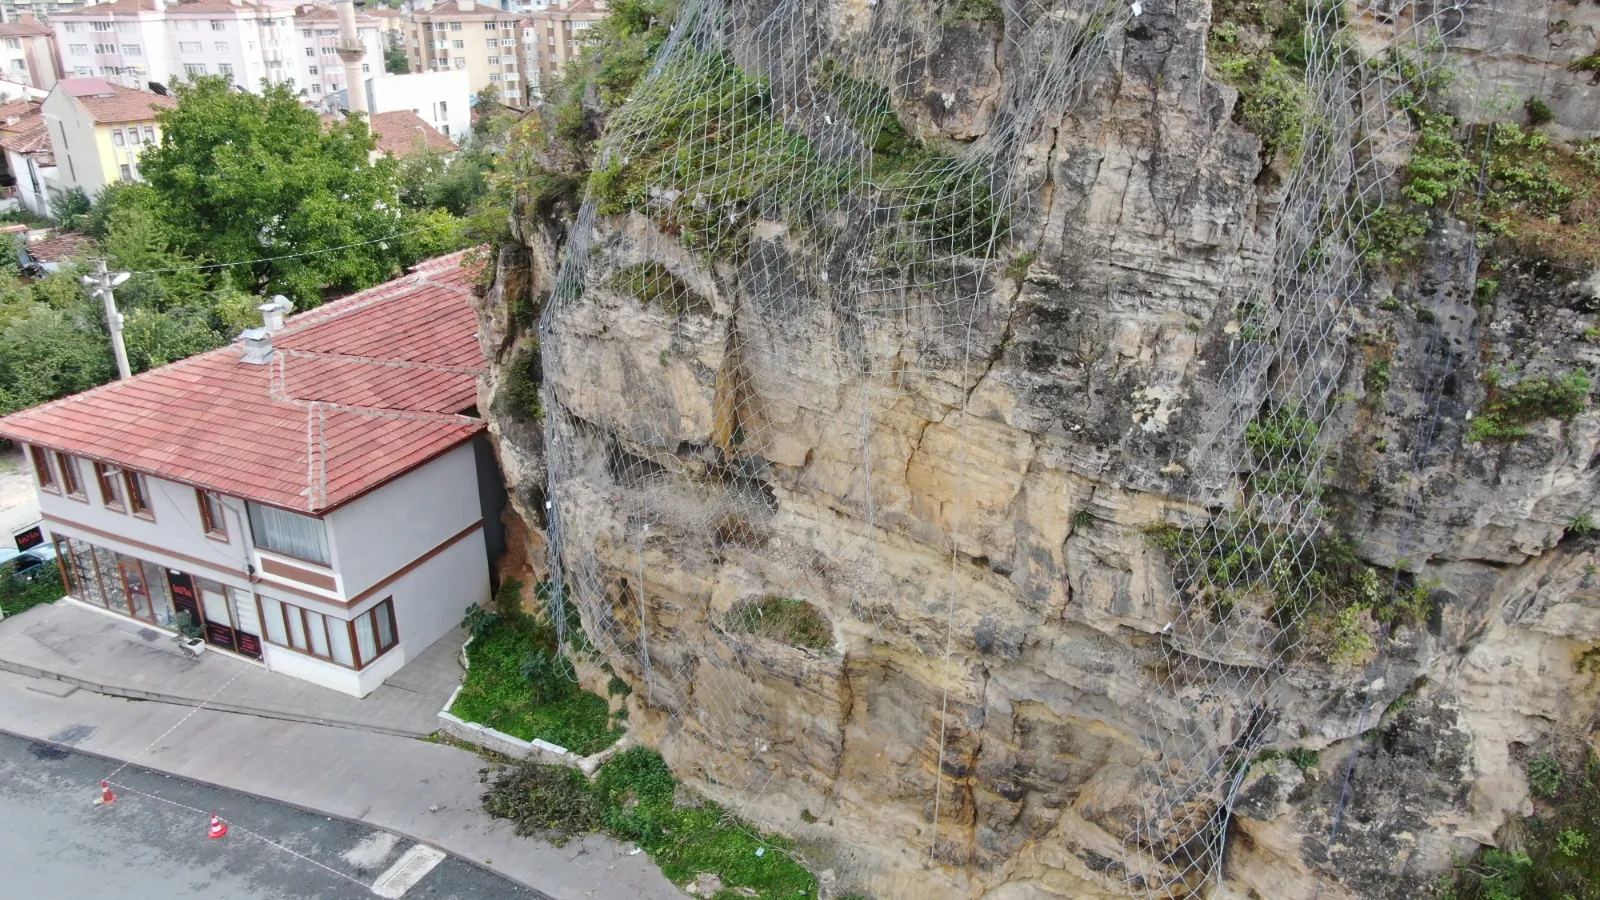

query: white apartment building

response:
[0,16,63,91]
[52,0,381,101]
[291,3,380,102]
[0,252,503,698]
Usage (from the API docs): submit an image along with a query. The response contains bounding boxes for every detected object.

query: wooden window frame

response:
[124,470,153,520]
[30,446,58,493]
[94,462,125,512]
[55,452,85,500]
[197,488,228,541]
[258,597,397,671]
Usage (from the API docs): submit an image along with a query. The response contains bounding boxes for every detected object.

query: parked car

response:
[4,545,56,583]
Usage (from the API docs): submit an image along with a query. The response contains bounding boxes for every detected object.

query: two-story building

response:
[0,251,502,697]
[41,75,172,193]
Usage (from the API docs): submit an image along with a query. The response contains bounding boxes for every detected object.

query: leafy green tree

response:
[49,187,91,230]
[0,301,113,414]
[116,76,461,304]
[102,205,207,312]
[121,304,223,371]
[398,145,493,216]
[384,32,410,75]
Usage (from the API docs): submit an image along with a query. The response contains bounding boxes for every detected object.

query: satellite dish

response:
[147,82,169,96]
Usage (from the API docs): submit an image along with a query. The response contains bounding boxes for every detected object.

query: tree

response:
[475,82,500,108]
[384,31,410,75]
[111,76,463,304]
[0,301,113,415]
[49,187,91,230]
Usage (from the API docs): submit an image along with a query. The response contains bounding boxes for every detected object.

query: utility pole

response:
[84,258,132,381]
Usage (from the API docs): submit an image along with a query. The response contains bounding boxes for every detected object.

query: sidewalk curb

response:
[0,659,429,739]
[0,722,556,900]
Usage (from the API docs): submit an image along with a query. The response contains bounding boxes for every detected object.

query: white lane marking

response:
[371,844,448,898]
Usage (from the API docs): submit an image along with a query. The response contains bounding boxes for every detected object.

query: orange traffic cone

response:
[95,780,115,806]
[208,814,228,840]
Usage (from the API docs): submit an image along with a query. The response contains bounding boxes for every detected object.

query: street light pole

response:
[84,257,132,381]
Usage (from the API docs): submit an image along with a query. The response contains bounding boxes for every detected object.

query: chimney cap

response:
[240,327,274,364]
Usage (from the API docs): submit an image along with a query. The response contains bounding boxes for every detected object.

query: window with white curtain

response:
[246,502,331,565]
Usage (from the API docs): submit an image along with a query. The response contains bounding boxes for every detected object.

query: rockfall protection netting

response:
[530,0,1468,895]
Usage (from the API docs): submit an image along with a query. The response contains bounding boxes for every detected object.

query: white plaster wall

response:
[326,441,480,600]
[41,88,103,193]
[261,642,365,696]
[367,68,469,138]
[27,444,257,583]
[380,521,488,664]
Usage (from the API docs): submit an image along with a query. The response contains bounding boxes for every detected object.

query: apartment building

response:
[291,3,380,103]
[164,0,298,88]
[53,0,387,100]
[0,16,62,91]
[0,252,501,698]
[515,0,601,104]
[41,75,172,193]
[402,0,520,99]
[0,0,89,22]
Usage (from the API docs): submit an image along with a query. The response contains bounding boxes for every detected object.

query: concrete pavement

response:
[0,667,682,900]
[0,730,538,899]
[0,600,464,737]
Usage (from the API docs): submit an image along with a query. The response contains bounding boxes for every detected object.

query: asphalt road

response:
[0,730,540,899]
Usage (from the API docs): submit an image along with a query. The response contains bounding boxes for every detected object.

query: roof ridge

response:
[281,347,485,374]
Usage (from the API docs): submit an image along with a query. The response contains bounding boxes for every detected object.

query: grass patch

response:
[0,560,62,618]
[494,342,543,421]
[450,597,621,757]
[1467,368,1591,442]
[727,596,834,651]
[484,748,818,897]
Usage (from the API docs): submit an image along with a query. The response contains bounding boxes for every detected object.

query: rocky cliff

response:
[472,0,1600,897]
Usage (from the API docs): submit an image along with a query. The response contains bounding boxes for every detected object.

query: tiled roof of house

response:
[293,4,376,23]
[0,98,39,122]
[166,0,271,13]
[59,78,176,124]
[56,0,161,16]
[369,109,456,156]
[419,0,498,17]
[366,6,404,17]
[24,231,93,262]
[0,117,54,157]
[0,20,54,37]
[0,251,489,513]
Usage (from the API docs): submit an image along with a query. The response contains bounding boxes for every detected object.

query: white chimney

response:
[240,328,273,364]
[258,294,293,333]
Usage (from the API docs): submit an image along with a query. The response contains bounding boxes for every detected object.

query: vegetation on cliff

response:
[484,748,818,898]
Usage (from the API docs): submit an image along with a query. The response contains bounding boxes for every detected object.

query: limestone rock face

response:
[474,0,1600,897]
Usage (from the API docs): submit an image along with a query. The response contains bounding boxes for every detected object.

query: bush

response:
[1526,95,1555,127]
[0,560,62,617]
[1448,752,1600,900]
[1467,369,1591,442]
[728,596,834,651]
[450,611,621,756]
[483,748,819,898]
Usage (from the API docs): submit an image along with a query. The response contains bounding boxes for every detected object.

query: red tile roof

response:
[294,4,376,23]
[369,109,457,156]
[56,0,160,15]
[419,0,498,17]
[0,251,489,513]
[0,113,53,157]
[58,79,175,124]
[0,20,54,37]
[25,231,93,262]
[166,0,272,13]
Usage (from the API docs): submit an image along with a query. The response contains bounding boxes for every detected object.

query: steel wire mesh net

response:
[530,0,1465,894]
